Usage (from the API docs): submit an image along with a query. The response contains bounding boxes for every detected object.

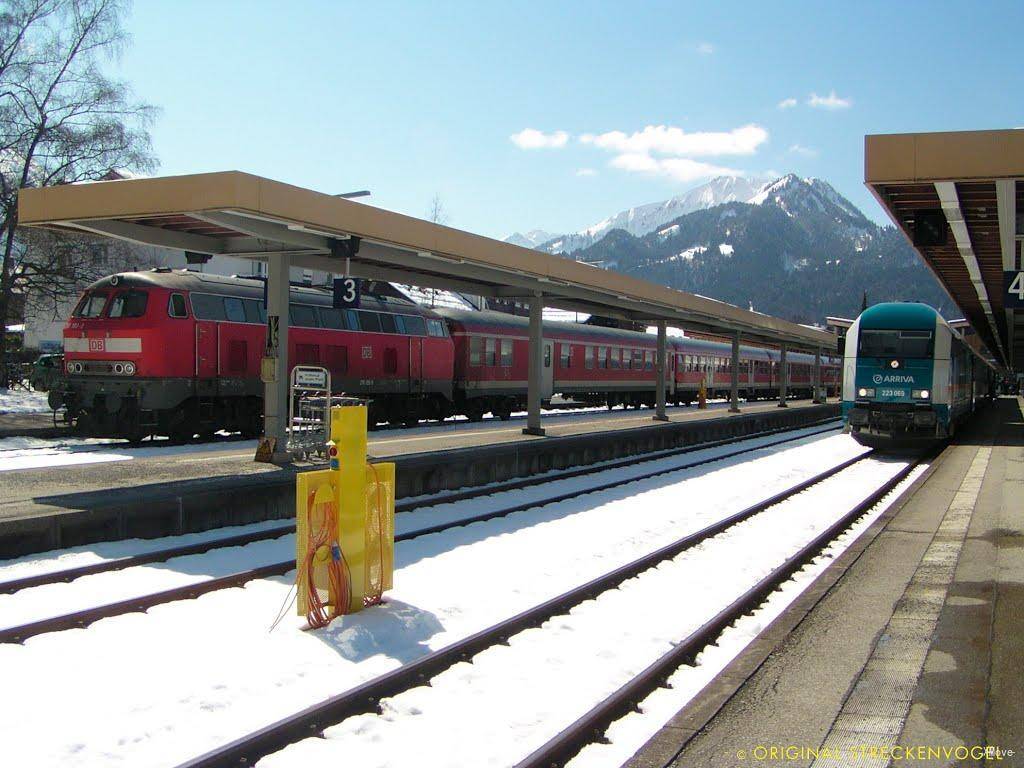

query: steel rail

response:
[513,457,923,768]
[0,424,847,644]
[174,451,872,768]
[0,420,839,595]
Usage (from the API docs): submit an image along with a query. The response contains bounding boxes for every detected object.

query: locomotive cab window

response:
[426,319,447,337]
[107,290,149,318]
[74,290,111,318]
[168,293,188,318]
[290,304,319,328]
[223,297,246,323]
[379,313,398,334]
[857,329,934,359]
[402,315,427,336]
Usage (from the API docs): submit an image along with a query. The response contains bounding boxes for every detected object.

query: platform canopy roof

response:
[866,129,1024,373]
[18,171,834,351]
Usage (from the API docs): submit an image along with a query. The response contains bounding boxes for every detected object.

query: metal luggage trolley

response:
[287,366,370,460]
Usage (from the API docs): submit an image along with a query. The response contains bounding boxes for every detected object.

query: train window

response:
[609,349,620,369]
[190,293,227,321]
[636,350,644,370]
[560,344,571,369]
[73,291,106,318]
[243,299,264,324]
[168,293,188,318]
[223,297,246,323]
[402,315,427,336]
[379,313,398,334]
[645,350,654,371]
[345,310,360,331]
[469,336,483,366]
[356,311,381,332]
[107,290,148,319]
[427,319,447,337]
[622,349,632,370]
[317,307,345,330]
[597,346,606,369]
[857,329,934,359]
[501,339,513,367]
[585,346,594,370]
[485,338,497,366]
[290,304,319,328]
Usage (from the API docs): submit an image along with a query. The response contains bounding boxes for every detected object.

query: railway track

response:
[0,418,839,597]
[172,449,921,768]
[0,420,841,643]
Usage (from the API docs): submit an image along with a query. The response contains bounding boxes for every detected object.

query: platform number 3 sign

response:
[1006,271,1024,309]
[333,277,361,309]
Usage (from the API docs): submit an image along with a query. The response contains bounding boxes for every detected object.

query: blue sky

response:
[117,1,1024,239]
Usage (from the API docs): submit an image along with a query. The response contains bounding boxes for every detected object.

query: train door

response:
[409,337,423,393]
[196,320,218,378]
[542,340,554,398]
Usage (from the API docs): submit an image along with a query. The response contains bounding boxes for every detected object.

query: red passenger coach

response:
[436,308,670,418]
[60,270,455,440]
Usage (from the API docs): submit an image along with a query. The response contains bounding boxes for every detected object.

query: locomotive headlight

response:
[857,387,875,398]
[123,361,136,376]
[913,389,930,399]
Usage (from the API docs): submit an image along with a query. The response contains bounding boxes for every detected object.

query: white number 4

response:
[1010,272,1024,300]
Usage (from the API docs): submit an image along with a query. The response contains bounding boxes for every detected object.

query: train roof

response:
[435,308,823,362]
[857,302,944,331]
[82,269,439,316]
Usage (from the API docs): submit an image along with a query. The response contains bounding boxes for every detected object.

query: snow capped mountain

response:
[749,173,867,223]
[504,175,771,254]
[503,229,560,249]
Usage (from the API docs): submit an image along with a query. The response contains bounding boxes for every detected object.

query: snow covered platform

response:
[626,396,1024,768]
[0,399,836,558]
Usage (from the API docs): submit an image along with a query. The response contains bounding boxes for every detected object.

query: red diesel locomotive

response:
[58,270,839,440]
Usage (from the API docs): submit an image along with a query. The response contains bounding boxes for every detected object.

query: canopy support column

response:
[523,291,545,436]
[730,331,741,413]
[778,344,788,407]
[813,347,824,403]
[654,320,668,422]
[264,254,291,462]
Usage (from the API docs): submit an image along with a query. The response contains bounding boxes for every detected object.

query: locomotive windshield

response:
[857,329,934,358]
[73,290,111,318]
[107,290,149,318]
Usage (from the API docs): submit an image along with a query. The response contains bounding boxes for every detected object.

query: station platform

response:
[628,396,1023,768]
[0,398,836,558]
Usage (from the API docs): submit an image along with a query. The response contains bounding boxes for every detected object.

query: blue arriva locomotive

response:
[842,303,994,449]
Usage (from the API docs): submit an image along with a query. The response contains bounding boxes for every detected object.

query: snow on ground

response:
[568,464,928,768]
[0,387,50,414]
[0,435,257,473]
[0,423,841,629]
[0,431,862,767]
[258,457,915,768]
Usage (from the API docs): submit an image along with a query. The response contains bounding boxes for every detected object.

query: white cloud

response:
[510,128,570,149]
[807,90,852,110]
[575,167,597,177]
[696,42,714,55]
[788,144,818,157]
[579,123,767,157]
[609,154,741,182]
[777,97,797,110]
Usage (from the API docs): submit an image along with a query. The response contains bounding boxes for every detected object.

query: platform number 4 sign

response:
[1006,271,1024,309]
[333,277,361,309]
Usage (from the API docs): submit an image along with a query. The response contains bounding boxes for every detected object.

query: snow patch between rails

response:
[566,463,928,768]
